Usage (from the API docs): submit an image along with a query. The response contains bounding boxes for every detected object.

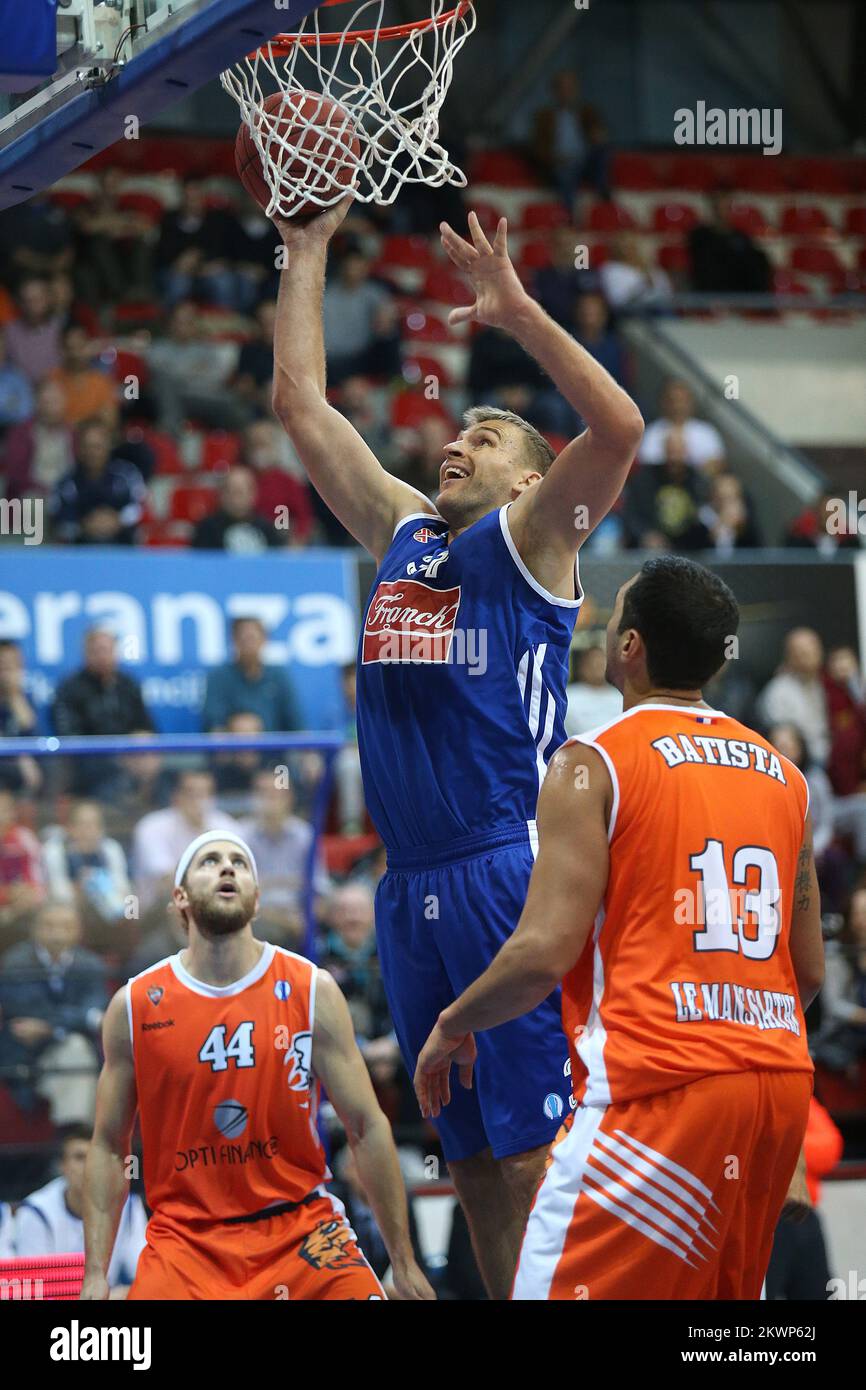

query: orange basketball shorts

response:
[127,1190,386,1301]
[512,1069,812,1301]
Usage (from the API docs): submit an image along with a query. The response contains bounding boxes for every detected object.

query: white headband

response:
[174,831,259,888]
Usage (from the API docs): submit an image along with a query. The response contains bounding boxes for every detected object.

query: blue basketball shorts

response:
[375,824,573,1163]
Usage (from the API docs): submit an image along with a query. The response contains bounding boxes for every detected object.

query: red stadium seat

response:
[789,158,853,195]
[391,389,449,428]
[587,201,636,232]
[789,242,844,276]
[422,267,470,307]
[402,309,450,342]
[48,188,90,212]
[844,207,866,237]
[469,149,539,187]
[105,348,150,388]
[402,355,454,389]
[772,269,810,296]
[143,430,185,476]
[200,430,241,472]
[657,241,690,274]
[728,203,770,236]
[112,299,161,327]
[321,834,381,876]
[141,520,193,547]
[779,205,832,236]
[169,483,218,523]
[664,155,723,191]
[518,237,553,270]
[613,153,668,189]
[117,190,166,222]
[520,201,570,232]
[652,202,699,234]
[381,234,437,271]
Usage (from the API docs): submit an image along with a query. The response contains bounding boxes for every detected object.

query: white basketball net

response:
[220,1,476,218]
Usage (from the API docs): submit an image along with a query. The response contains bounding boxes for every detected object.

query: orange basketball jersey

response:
[127,942,329,1224]
[564,703,814,1108]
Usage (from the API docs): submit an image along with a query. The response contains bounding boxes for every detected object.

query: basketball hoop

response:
[220,0,476,218]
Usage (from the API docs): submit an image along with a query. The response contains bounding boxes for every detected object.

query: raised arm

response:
[271,200,435,562]
[441,214,643,594]
[80,987,138,1300]
[311,968,434,1300]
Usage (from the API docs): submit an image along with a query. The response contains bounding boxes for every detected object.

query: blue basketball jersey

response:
[356,505,583,852]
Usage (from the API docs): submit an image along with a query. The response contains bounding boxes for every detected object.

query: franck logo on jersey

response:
[274,980,292,1001]
[543,1092,564,1120]
[213,1099,249,1138]
[146,986,163,1006]
[362,579,461,665]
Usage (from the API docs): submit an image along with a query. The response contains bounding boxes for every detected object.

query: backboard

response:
[0,0,321,208]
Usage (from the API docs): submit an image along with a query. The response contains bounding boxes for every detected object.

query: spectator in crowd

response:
[0,326,34,429]
[698,471,763,552]
[639,377,725,473]
[599,231,673,313]
[0,642,41,796]
[785,491,861,553]
[531,69,611,208]
[191,466,280,553]
[573,291,627,388]
[146,301,251,432]
[4,277,64,385]
[824,646,866,799]
[155,180,237,307]
[766,1098,841,1301]
[533,226,596,328]
[329,1143,428,1292]
[815,888,866,1075]
[564,644,622,737]
[393,415,455,501]
[13,1124,147,1292]
[0,900,107,1125]
[213,711,267,810]
[239,769,330,948]
[768,723,844,909]
[49,417,146,545]
[201,616,299,733]
[757,628,830,766]
[0,194,74,282]
[113,737,172,829]
[70,168,154,307]
[688,187,772,295]
[226,201,281,311]
[319,883,394,1052]
[52,626,154,799]
[2,378,74,501]
[467,322,548,405]
[240,419,314,544]
[42,800,133,945]
[624,427,710,551]
[47,324,119,428]
[125,909,187,980]
[335,375,396,465]
[0,788,45,947]
[48,269,102,338]
[233,299,276,413]
[132,769,239,917]
[322,247,400,385]
[334,662,365,835]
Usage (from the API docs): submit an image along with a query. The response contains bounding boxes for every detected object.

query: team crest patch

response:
[299,1220,367,1271]
[146,986,163,1006]
[412,527,439,543]
[362,579,461,664]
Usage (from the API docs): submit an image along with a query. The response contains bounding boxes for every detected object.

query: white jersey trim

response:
[565,735,621,843]
[392,508,443,539]
[513,1105,604,1299]
[577,905,612,1108]
[168,940,275,998]
[498,504,583,609]
[578,702,725,744]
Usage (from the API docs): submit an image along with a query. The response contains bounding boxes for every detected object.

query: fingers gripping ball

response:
[235,90,360,221]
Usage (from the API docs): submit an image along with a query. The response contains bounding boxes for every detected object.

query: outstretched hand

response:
[440,211,529,330]
[414,1018,477,1119]
[272,192,354,249]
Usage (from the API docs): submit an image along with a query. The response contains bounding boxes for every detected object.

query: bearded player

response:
[80,831,433,1301]
[271,200,643,1298]
[415,557,823,1299]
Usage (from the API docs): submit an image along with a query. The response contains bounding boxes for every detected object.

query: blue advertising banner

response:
[0,548,358,734]
[0,0,58,90]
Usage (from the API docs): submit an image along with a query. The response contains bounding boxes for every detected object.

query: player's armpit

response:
[788,812,824,1011]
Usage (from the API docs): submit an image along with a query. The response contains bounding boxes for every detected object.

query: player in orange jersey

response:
[81,830,433,1301]
[415,555,824,1299]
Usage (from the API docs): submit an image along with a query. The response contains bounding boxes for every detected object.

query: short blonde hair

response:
[462,405,556,476]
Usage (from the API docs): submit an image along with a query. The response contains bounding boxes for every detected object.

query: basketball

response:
[234,90,360,221]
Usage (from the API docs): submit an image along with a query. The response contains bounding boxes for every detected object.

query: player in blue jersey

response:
[272,198,643,1298]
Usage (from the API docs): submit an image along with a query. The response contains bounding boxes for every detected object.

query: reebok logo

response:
[142,1019,175,1031]
[50,1320,152,1370]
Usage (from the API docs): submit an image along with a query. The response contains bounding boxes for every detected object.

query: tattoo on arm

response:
[794,842,811,912]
